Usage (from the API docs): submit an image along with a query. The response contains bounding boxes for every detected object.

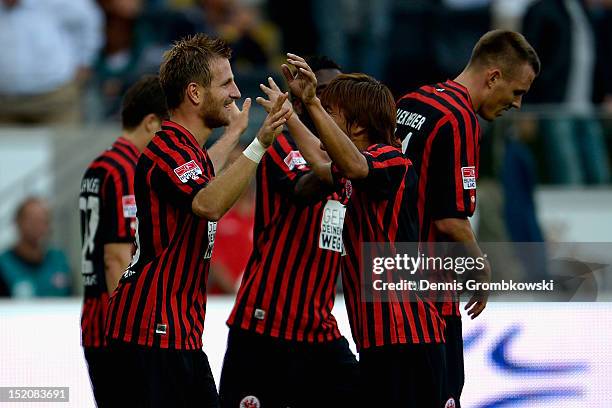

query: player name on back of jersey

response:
[80,178,100,194]
[396,108,427,130]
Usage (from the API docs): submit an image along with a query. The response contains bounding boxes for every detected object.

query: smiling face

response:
[200,57,241,128]
[479,62,536,121]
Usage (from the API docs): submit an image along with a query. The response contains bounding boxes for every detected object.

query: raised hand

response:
[464,261,491,319]
[256,77,293,116]
[281,53,317,105]
[225,98,252,136]
[256,92,291,148]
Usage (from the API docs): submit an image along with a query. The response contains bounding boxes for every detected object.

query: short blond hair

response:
[160,34,232,109]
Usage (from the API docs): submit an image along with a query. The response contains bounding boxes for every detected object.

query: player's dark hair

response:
[321,73,399,148]
[121,75,169,130]
[160,34,232,110]
[304,55,341,73]
[468,30,541,77]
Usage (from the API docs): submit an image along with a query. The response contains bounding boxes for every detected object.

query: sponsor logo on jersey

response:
[284,150,307,171]
[174,160,202,183]
[122,195,137,218]
[461,166,477,190]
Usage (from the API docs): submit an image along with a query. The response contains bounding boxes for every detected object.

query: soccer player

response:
[395,30,540,407]
[219,57,360,408]
[79,75,168,407]
[260,54,447,406]
[103,34,290,407]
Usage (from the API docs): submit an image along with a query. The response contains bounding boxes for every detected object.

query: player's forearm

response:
[192,154,258,221]
[286,114,329,165]
[208,128,242,172]
[286,115,334,185]
[103,243,133,294]
[294,170,334,200]
[434,218,476,243]
[304,98,369,179]
[434,218,491,282]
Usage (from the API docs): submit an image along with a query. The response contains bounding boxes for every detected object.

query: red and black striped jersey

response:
[80,137,139,348]
[338,144,445,350]
[105,121,216,350]
[396,80,481,316]
[227,133,350,343]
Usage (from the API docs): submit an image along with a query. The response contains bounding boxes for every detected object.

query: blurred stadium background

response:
[1,0,611,406]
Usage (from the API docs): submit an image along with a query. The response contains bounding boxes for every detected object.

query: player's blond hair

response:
[159,34,232,110]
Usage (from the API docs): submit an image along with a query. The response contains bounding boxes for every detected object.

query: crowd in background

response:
[1,0,612,296]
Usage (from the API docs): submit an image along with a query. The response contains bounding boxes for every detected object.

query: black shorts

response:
[219,328,359,408]
[83,347,113,407]
[105,340,219,408]
[443,315,464,407]
[359,343,447,408]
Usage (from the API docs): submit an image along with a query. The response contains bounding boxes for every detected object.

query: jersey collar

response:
[161,120,202,151]
[444,79,475,112]
[116,136,140,158]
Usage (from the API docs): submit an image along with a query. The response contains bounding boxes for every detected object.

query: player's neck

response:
[453,70,482,113]
[122,128,150,153]
[169,110,212,147]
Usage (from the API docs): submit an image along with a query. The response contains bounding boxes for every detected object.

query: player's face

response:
[480,63,536,121]
[201,58,241,128]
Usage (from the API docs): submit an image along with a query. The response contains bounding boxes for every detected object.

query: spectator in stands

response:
[0,0,103,125]
[522,0,611,184]
[94,0,203,119]
[0,198,72,298]
[191,0,275,71]
[313,0,391,79]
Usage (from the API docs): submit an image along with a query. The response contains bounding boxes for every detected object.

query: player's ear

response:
[143,114,162,134]
[487,68,502,88]
[185,82,201,106]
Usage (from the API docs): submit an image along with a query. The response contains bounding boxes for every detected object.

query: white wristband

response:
[242,137,266,163]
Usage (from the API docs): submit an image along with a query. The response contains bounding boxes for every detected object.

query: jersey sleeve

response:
[262,135,312,195]
[152,142,211,210]
[428,119,477,220]
[101,169,136,244]
[338,144,408,199]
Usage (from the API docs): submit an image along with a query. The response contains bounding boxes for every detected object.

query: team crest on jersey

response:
[122,195,137,218]
[174,160,202,183]
[239,396,261,408]
[461,166,477,190]
[344,180,352,199]
[284,150,307,171]
[444,398,456,408]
